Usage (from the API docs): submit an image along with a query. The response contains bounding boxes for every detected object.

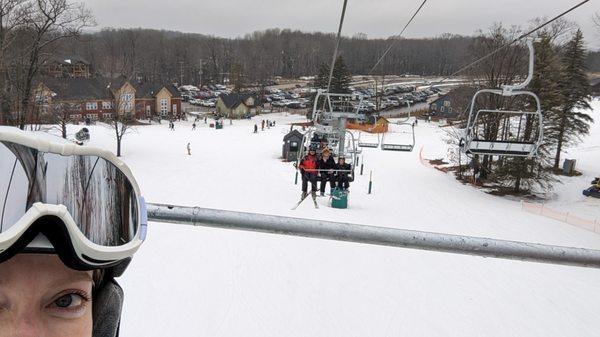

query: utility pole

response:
[179,61,184,86]
[198,59,203,87]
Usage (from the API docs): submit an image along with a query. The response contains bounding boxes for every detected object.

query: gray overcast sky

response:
[86,0,600,49]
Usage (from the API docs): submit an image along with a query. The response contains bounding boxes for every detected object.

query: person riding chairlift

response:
[335,156,352,192]
[298,146,318,199]
[317,149,336,196]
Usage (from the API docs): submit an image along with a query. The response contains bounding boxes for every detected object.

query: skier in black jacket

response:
[317,149,336,196]
[335,156,352,191]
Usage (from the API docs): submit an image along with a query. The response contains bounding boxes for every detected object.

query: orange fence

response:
[346,118,389,134]
[419,147,600,235]
[418,146,450,173]
[521,201,600,235]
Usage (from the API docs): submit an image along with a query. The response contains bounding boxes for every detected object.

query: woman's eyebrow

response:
[49,272,93,288]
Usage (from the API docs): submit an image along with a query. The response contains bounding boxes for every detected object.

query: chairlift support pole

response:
[147,203,600,269]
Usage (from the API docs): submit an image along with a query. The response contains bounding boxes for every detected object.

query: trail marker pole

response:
[368,170,373,194]
[360,156,364,176]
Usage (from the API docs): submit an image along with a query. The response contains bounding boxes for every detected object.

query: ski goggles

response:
[0,127,147,270]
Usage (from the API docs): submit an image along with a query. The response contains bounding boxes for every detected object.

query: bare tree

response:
[0,0,28,125]
[105,84,134,157]
[49,101,81,138]
[8,0,94,129]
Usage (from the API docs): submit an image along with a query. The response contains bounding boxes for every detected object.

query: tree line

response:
[60,28,600,88]
[57,28,477,87]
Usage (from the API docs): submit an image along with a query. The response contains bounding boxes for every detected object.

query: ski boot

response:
[301,191,308,200]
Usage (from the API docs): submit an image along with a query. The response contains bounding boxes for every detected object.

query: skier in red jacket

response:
[299,145,318,199]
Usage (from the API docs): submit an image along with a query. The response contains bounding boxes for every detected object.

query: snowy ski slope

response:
[61,101,600,336]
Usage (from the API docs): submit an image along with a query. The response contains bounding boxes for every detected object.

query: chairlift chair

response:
[460,40,543,158]
[380,122,415,152]
[358,132,381,148]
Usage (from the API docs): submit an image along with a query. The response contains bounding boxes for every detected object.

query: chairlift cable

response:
[434,0,590,86]
[326,0,350,93]
[368,0,429,76]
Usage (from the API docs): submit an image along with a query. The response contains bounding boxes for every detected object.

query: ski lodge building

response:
[35,76,182,121]
[216,93,258,118]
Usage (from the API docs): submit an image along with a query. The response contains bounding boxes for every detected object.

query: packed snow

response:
[56,101,600,336]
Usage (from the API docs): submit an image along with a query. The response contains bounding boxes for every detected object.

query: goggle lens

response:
[0,141,138,247]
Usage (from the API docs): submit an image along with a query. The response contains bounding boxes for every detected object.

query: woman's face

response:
[0,254,93,337]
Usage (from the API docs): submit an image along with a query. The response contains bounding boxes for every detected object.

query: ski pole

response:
[294,170,299,185]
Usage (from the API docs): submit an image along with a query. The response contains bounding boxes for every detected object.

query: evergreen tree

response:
[313,63,330,90]
[550,29,593,169]
[330,56,352,94]
[312,56,352,93]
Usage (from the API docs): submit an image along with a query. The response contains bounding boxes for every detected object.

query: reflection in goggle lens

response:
[0,141,138,247]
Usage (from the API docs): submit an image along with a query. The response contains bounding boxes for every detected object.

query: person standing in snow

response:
[261,120,265,131]
[187,143,191,155]
[471,157,481,185]
[298,146,318,199]
[254,124,258,133]
[317,149,336,196]
[192,122,197,130]
[335,156,352,191]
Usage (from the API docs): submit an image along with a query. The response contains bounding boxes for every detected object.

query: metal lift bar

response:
[147,203,600,269]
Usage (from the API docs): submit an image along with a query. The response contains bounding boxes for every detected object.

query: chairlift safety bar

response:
[146,203,600,269]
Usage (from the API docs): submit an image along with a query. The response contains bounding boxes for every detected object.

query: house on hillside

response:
[591,78,600,96]
[135,81,182,118]
[35,76,181,121]
[429,86,476,119]
[43,55,92,78]
[216,93,258,118]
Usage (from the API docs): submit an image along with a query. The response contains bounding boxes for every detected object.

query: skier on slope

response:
[317,148,336,196]
[298,145,319,199]
[254,124,258,133]
[0,126,147,337]
[187,143,191,155]
[335,155,352,191]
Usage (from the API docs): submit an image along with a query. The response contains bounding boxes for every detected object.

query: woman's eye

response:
[51,293,85,310]
[46,290,91,318]
[56,294,77,308]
